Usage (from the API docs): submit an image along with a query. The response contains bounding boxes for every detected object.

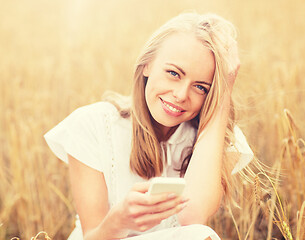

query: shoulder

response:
[67,101,124,126]
[47,101,126,140]
[71,101,119,118]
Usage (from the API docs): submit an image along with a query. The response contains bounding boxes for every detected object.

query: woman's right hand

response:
[114,181,189,235]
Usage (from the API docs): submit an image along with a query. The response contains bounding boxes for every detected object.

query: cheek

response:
[145,75,168,98]
[144,77,158,109]
[144,81,151,104]
[192,95,206,113]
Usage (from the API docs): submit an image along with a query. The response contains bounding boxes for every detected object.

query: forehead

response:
[154,32,215,82]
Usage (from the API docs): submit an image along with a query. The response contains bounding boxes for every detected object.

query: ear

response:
[143,64,151,77]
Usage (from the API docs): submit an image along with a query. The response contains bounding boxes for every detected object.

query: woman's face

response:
[144,32,215,137]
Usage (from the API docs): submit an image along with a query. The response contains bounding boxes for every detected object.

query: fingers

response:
[131,181,151,193]
[125,182,190,232]
[131,180,189,207]
[128,191,178,210]
[141,192,177,205]
[132,200,188,232]
[152,195,188,213]
[125,191,188,217]
[131,181,179,205]
[149,200,187,218]
[137,195,189,215]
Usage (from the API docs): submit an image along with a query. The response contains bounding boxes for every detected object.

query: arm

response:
[67,155,123,240]
[68,154,188,240]
[178,42,240,225]
[177,92,230,225]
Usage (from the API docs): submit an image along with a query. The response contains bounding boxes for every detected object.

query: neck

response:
[153,121,179,142]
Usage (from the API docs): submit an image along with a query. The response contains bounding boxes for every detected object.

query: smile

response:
[163,101,182,112]
[160,98,186,116]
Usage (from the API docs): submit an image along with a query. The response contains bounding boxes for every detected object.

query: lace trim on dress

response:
[169,214,181,227]
[103,110,117,208]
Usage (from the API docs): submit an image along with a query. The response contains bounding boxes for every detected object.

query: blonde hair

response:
[104,12,246,199]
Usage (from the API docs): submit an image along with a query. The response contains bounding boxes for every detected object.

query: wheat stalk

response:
[296,201,305,240]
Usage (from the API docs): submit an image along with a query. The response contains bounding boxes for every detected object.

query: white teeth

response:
[163,101,182,112]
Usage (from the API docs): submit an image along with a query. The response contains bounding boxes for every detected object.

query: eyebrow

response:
[195,80,212,86]
[165,63,212,86]
[166,63,186,75]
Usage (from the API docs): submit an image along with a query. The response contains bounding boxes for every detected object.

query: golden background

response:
[0,0,304,239]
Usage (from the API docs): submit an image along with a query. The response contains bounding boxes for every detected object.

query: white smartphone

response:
[147,177,186,196]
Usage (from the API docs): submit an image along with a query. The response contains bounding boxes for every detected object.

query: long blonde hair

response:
[131,12,236,175]
[105,12,243,198]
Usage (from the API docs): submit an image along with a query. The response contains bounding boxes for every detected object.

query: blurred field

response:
[0,0,304,239]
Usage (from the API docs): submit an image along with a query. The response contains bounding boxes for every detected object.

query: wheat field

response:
[0,0,304,239]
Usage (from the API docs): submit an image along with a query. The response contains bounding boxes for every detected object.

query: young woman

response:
[44,12,254,240]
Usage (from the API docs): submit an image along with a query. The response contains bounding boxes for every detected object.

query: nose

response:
[172,82,189,103]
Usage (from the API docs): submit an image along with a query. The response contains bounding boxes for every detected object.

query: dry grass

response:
[0,0,304,239]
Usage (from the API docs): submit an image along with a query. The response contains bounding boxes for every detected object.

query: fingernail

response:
[168,193,176,199]
[181,197,190,202]
[180,202,188,210]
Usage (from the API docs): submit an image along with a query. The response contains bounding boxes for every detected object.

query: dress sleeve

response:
[226,125,254,175]
[44,102,117,172]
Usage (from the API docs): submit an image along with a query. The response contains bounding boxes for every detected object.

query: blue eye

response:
[168,70,179,77]
[195,85,208,94]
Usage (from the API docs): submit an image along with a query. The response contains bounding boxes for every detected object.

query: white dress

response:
[44,101,253,240]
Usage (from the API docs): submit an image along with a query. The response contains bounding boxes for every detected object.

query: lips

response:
[160,98,186,117]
